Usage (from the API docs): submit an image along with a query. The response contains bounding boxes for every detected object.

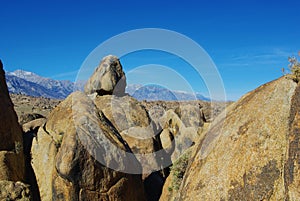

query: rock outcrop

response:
[0,60,31,200]
[159,104,208,163]
[19,113,45,125]
[22,118,46,134]
[0,180,31,201]
[94,95,163,174]
[31,92,146,201]
[177,77,300,200]
[84,55,126,96]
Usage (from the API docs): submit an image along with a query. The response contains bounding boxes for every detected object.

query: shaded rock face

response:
[0,60,25,181]
[0,60,30,200]
[84,55,126,96]
[0,61,24,159]
[31,92,146,201]
[285,82,300,200]
[19,113,45,125]
[177,77,300,200]
[0,180,31,201]
[159,148,193,201]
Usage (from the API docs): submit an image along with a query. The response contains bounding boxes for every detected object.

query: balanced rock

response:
[177,77,300,200]
[31,92,146,201]
[84,55,126,96]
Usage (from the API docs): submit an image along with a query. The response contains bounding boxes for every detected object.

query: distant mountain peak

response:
[9,69,40,78]
[5,69,210,101]
[6,70,75,99]
[126,84,210,101]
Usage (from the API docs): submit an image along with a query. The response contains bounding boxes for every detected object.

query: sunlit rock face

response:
[177,77,300,201]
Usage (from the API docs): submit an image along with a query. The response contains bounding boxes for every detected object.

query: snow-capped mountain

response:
[6,70,77,99]
[125,84,210,101]
[5,70,210,101]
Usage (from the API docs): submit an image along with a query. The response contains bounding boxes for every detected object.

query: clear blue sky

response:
[0,0,299,100]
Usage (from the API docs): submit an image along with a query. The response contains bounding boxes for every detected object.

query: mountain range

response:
[5,70,210,101]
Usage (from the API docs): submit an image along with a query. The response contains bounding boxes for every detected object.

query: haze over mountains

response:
[5,70,210,101]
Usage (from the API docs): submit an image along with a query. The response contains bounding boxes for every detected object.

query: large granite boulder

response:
[159,108,205,162]
[84,55,126,96]
[31,92,146,201]
[177,77,300,200]
[94,95,162,175]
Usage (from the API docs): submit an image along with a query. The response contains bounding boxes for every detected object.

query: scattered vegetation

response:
[14,141,22,154]
[284,51,300,83]
[55,135,64,149]
[168,149,191,191]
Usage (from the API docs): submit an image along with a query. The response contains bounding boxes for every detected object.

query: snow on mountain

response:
[6,74,64,99]
[126,84,210,101]
[6,70,75,99]
[5,70,210,101]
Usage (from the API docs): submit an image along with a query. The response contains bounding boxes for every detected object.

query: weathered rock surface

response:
[141,100,229,124]
[0,60,24,158]
[22,118,46,133]
[84,55,126,96]
[31,127,56,200]
[94,95,162,174]
[0,180,31,201]
[159,148,193,201]
[174,104,205,128]
[31,91,146,201]
[177,77,300,200]
[19,113,45,125]
[0,60,25,180]
[0,60,29,199]
[159,109,205,162]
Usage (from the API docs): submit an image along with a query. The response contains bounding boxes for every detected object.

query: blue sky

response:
[0,0,299,100]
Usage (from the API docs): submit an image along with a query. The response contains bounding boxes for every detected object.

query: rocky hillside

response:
[24,55,213,201]
[10,94,60,124]
[173,76,300,200]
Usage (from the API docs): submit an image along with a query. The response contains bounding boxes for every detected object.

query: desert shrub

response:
[285,52,300,83]
[55,135,64,149]
[14,141,22,154]
[169,150,191,191]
